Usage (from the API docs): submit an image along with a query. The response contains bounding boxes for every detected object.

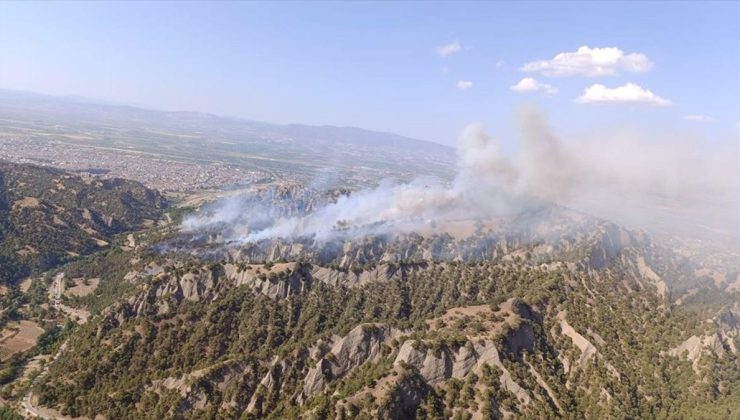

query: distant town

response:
[0,136,270,192]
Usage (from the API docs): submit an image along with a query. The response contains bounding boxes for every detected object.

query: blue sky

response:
[1,1,738,146]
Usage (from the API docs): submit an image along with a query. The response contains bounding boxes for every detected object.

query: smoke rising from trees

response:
[183,107,740,248]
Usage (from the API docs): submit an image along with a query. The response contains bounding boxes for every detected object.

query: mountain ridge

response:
[0,89,452,153]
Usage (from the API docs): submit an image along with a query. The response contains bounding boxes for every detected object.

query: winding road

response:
[21,341,68,419]
[21,273,81,418]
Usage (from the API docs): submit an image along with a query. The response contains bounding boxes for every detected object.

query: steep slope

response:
[31,207,739,419]
[0,161,167,283]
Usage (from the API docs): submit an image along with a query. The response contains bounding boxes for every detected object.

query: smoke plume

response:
[183,107,740,249]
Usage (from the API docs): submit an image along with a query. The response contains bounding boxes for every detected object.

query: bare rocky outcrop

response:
[147,362,248,415]
[716,303,739,338]
[224,262,313,299]
[310,263,405,288]
[669,334,727,373]
[245,359,295,413]
[668,303,738,372]
[302,323,402,396]
[556,311,619,378]
[126,266,222,317]
[119,263,316,321]
[669,334,725,360]
[394,338,532,405]
[636,256,668,298]
[585,224,633,270]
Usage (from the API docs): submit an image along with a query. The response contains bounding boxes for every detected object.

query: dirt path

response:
[19,274,91,418]
[49,273,90,323]
[21,340,71,419]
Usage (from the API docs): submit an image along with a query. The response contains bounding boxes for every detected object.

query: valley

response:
[0,161,736,418]
[0,90,456,192]
[1,3,738,419]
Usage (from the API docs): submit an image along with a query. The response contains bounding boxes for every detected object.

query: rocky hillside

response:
[180,204,702,297]
[0,161,167,283]
[31,204,739,419]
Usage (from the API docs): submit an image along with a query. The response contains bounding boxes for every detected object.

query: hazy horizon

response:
[0,87,454,145]
[2,1,739,147]
[0,3,738,419]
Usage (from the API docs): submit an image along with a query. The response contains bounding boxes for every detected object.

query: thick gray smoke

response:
[183,107,740,249]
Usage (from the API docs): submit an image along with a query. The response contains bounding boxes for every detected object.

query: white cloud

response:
[576,83,671,106]
[456,80,473,90]
[522,46,653,77]
[684,114,714,122]
[496,59,505,68]
[437,41,462,57]
[510,77,558,94]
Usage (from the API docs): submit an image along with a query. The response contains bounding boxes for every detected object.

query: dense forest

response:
[35,224,740,419]
[0,163,737,419]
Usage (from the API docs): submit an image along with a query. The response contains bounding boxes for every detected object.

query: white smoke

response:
[183,112,541,242]
[183,107,740,249]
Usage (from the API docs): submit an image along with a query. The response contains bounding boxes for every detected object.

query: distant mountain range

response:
[0,90,455,184]
[0,91,737,420]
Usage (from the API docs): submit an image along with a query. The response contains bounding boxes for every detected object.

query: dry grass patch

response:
[15,245,38,256]
[19,278,33,293]
[64,278,100,297]
[11,196,40,210]
[20,354,51,382]
[0,320,44,360]
[425,301,520,339]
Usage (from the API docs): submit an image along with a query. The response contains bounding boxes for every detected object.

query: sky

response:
[1,1,739,146]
